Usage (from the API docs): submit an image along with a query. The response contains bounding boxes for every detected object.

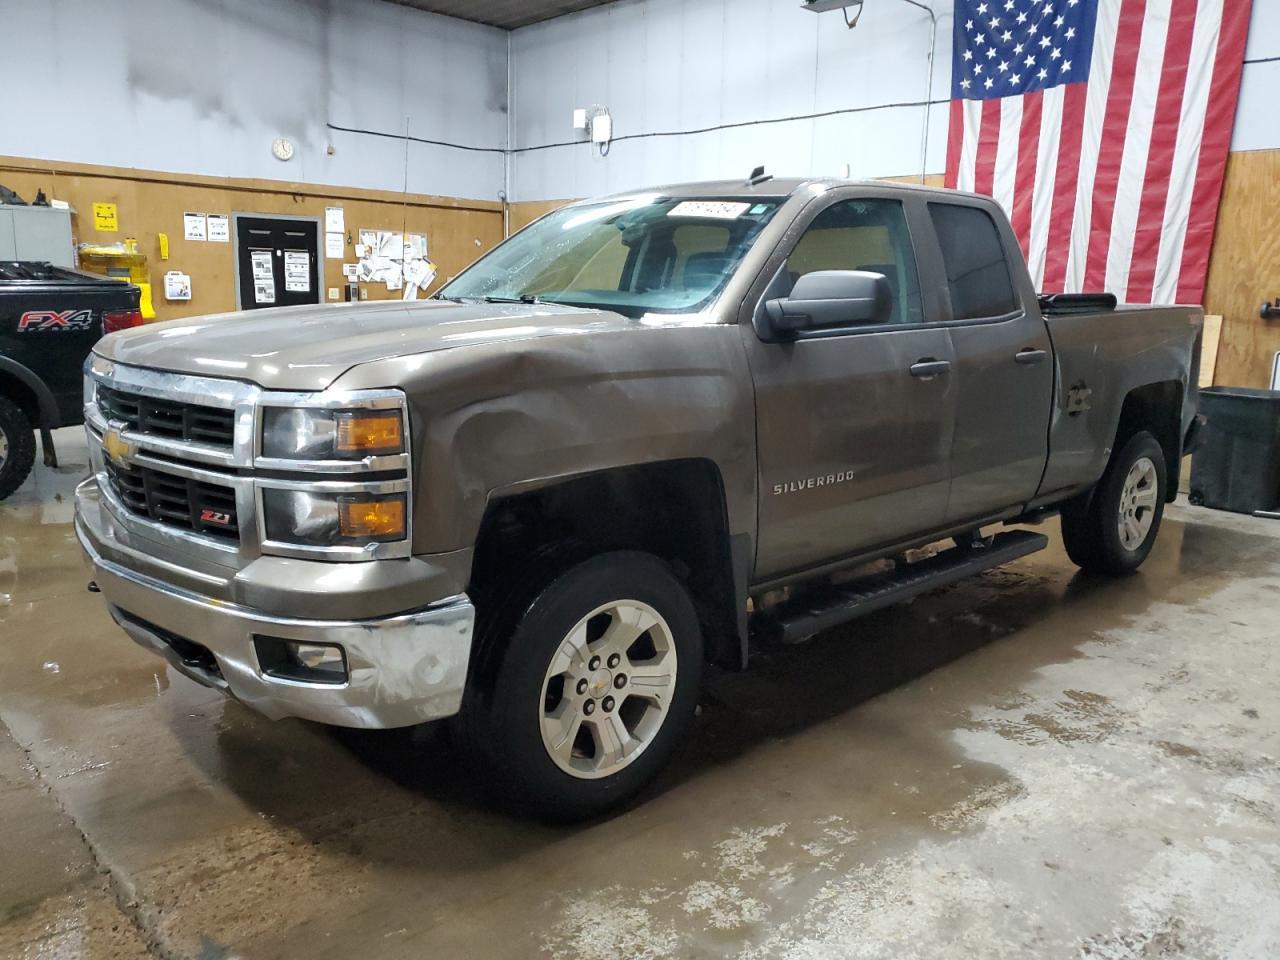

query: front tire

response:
[454,551,703,821]
[1061,430,1167,575]
[0,397,37,501]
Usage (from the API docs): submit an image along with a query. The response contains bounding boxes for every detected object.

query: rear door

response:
[742,190,957,580]
[925,200,1054,523]
[234,215,320,310]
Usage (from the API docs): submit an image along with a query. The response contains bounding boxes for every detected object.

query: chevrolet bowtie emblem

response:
[102,426,136,465]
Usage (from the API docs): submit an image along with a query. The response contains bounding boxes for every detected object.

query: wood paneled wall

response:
[0,156,503,322]
[1202,149,1280,388]
[508,199,576,233]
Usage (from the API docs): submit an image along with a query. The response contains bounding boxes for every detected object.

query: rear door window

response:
[928,203,1019,321]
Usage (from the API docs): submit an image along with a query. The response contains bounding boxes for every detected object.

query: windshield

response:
[439,196,784,318]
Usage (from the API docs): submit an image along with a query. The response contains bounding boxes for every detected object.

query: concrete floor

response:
[2,427,1278,960]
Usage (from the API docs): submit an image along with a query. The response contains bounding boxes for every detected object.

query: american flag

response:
[944,0,1252,304]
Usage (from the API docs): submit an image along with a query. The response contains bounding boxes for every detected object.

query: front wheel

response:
[1061,430,1167,575]
[454,551,703,821]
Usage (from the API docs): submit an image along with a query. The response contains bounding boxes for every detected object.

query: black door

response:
[235,216,320,310]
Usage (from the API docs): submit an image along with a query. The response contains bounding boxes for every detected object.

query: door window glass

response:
[785,199,923,325]
[928,203,1019,320]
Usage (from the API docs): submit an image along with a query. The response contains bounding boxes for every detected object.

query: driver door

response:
[742,192,957,580]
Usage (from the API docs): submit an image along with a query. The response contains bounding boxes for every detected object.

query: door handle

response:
[1015,348,1048,365]
[909,359,951,379]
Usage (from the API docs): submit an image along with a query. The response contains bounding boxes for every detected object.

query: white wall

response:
[509,0,1280,202]
[509,0,951,201]
[5,0,1275,204]
[4,0,509,201]
[1235,0,1280,153]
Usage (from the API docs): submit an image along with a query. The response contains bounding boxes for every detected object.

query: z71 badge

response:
[18,308,95,332]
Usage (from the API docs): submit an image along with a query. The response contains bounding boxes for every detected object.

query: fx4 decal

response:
[17,308,96,333]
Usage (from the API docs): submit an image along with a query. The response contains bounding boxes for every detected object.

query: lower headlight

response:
[262,489,407,546]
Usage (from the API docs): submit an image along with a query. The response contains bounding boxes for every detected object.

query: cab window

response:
[784,199,923,326]
[927,203,1019,320]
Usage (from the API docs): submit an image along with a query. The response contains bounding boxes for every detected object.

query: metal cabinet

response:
[0,206,74,267]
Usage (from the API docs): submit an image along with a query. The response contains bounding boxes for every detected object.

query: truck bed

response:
[1038,303,1204,502]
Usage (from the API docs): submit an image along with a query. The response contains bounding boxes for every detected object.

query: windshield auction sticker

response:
[667,201,750,219]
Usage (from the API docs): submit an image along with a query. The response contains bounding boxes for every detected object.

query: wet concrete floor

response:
[1,427,1278,958]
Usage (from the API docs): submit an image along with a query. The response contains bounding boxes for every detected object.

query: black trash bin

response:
[1189,387,1280,515]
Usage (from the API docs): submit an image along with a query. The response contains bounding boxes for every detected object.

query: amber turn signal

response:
[335,411,404,456]
[338,497,406,541]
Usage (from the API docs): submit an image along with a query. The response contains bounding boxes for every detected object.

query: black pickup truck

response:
[0,262,142,498]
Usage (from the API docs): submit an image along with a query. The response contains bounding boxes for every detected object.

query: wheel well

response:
[1115,380,1182,501]
[469,460,741,668]
[0,371,41,425]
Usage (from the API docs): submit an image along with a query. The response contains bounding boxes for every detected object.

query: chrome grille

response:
[98,386,236,448]
[104,459,240,543]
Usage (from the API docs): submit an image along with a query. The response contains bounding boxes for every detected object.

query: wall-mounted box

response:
[0,205,74,267]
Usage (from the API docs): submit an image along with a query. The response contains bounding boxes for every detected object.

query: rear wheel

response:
[0,397,36,501]
[454,551,703,821]
[1061,430,1166,575]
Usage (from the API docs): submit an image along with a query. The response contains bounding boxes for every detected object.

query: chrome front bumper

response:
[76,478,475,729]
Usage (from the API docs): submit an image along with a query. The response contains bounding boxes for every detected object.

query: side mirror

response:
[760,270,892,340]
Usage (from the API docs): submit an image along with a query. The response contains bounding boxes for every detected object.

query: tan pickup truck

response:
[75,178,1203,818]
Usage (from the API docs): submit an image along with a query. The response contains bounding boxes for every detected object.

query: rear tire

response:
[1061,430,1166,575]
[0,397,37,501]
[453,551,703,821]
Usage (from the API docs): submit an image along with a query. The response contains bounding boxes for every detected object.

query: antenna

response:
[747,166,772,186]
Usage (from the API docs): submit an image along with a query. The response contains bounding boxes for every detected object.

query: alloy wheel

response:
[1117,455,1159,551]
[539,599,677,779]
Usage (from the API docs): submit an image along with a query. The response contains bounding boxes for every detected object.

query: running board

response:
[755,530,1049,645]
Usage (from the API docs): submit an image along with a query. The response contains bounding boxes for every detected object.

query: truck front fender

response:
[333,324,760,562]
[0,355,60,429]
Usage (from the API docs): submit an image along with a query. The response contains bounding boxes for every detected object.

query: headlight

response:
[263,489,407,545]
[261,407,405,461]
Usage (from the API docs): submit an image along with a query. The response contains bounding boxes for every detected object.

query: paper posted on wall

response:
[403,258,437,300]
[283,251,310,292]
[355,228,435,297]
[325,207,345,234]
[207,215,230,242]
[325,232,345,259]
[183,212,207,241]
[250,250,275,304]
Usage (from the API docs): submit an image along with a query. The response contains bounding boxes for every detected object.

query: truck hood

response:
[94,299,647,391]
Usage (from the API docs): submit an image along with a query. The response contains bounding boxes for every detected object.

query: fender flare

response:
[0,356,60,428]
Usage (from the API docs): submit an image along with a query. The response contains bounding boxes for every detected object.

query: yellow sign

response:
[92,202,119,232]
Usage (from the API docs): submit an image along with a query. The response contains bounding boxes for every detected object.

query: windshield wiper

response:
[482,294,541,304]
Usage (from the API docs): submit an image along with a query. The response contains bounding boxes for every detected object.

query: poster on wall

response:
[283,251,310,292]
[183,212,207,241]
[250,249,275,304]
[92,202,118,232]
[207,215,230,243]
[325,232,345,259]
[325,207,345,234]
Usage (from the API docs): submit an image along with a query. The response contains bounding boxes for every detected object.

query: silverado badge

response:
[102,427,136,466]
